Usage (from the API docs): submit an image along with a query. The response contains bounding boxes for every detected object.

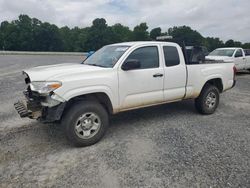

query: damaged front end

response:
[14,72,66,122]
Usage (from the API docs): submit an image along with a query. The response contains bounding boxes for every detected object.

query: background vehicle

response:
[14,41,236,147]
[244,49,250,56]
[206,47,250,71]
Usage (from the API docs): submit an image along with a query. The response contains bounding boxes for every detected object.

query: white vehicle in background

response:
[206,48,250,71]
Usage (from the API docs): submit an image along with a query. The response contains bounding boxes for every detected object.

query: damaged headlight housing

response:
[30,81,62,95]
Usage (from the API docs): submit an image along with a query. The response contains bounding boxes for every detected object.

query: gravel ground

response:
[0,55,249,188]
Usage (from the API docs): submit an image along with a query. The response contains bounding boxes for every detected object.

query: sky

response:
[0,0,250,42]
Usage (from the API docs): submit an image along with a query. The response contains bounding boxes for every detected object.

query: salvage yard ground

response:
[0,55,249,187]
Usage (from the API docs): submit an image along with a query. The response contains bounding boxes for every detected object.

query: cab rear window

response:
[163,46,180,67]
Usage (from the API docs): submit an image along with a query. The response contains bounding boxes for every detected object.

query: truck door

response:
[162,45,187,101]
[234,49,245,70]
[118,45,164,110]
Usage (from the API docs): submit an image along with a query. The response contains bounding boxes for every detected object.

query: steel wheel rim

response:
[205,92,217,109]
[74,112,101,139]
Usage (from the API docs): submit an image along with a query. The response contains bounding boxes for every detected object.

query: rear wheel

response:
[195,84,220,114]
[62,101,109,147]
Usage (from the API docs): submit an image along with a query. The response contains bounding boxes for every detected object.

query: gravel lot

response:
[0,55,249,188]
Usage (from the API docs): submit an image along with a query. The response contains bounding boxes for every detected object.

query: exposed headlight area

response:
[30,81,62,95]
[14,78,65,120]
[26,80,64,107]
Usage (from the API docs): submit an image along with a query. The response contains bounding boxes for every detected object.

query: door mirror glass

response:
[122,59,141,71]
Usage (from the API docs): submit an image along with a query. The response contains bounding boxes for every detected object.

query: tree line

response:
[0,14,249,52]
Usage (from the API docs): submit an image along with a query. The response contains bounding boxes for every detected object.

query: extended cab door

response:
[162,44,187,101]
[234,49,245,70]
[118,45,164,110]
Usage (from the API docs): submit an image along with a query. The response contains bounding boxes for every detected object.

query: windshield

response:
[84,45,130,68]
[209,49,235,57]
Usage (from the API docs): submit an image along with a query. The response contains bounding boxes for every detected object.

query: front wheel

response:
[62,101,109,147]
[195,84,220,115]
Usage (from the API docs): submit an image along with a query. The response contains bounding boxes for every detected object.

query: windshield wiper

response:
[85,63,107,68]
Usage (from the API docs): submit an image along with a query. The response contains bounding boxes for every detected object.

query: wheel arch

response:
[64,92,114,115]
[202,78,223,93]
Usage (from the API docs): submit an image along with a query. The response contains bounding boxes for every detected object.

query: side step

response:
[14,101,31,118]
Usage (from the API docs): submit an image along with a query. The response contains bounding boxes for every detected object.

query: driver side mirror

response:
[121,59,141,71]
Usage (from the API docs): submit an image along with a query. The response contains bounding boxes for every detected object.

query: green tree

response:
[234,41,242,47]
[1,14,250,52]
[168,26,203,46]
[111,23,132,43]
[60,26,88,52]
[242,43,250,49]
[75,27,89,51]
[203,37,224,51]
[0,28,2,49]
[150,27,161,40]
[225,39,235,47]
[59,26,72,51]
[132,23,149,41]
[32,22,63,51]
[84,18,114,51]
[15,15,33,50]
[0,21,19,50]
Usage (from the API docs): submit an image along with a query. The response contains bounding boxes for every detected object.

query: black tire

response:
[195,84,220,115]
[62,100,109,147]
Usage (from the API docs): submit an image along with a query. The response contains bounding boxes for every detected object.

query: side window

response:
[163,46,180,67]
[245,50,250,56]
[125,46,159,69]
[235,49,243,57]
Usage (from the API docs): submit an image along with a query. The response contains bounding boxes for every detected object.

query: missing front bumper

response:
[14,101,31,118]
[14,99,66,122]
[14,100,42,119]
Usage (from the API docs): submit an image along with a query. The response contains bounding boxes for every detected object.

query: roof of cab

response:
[215,47,242,50]
[109,41,178,47]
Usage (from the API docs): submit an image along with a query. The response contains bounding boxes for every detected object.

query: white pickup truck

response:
[206,47,250,71]
[14,41,236,146]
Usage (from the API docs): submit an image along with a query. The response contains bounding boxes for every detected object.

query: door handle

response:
[153,73,163,78]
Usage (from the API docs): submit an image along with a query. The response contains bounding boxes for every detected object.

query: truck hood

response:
[205,56,234,62]
[24,63,106,81]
